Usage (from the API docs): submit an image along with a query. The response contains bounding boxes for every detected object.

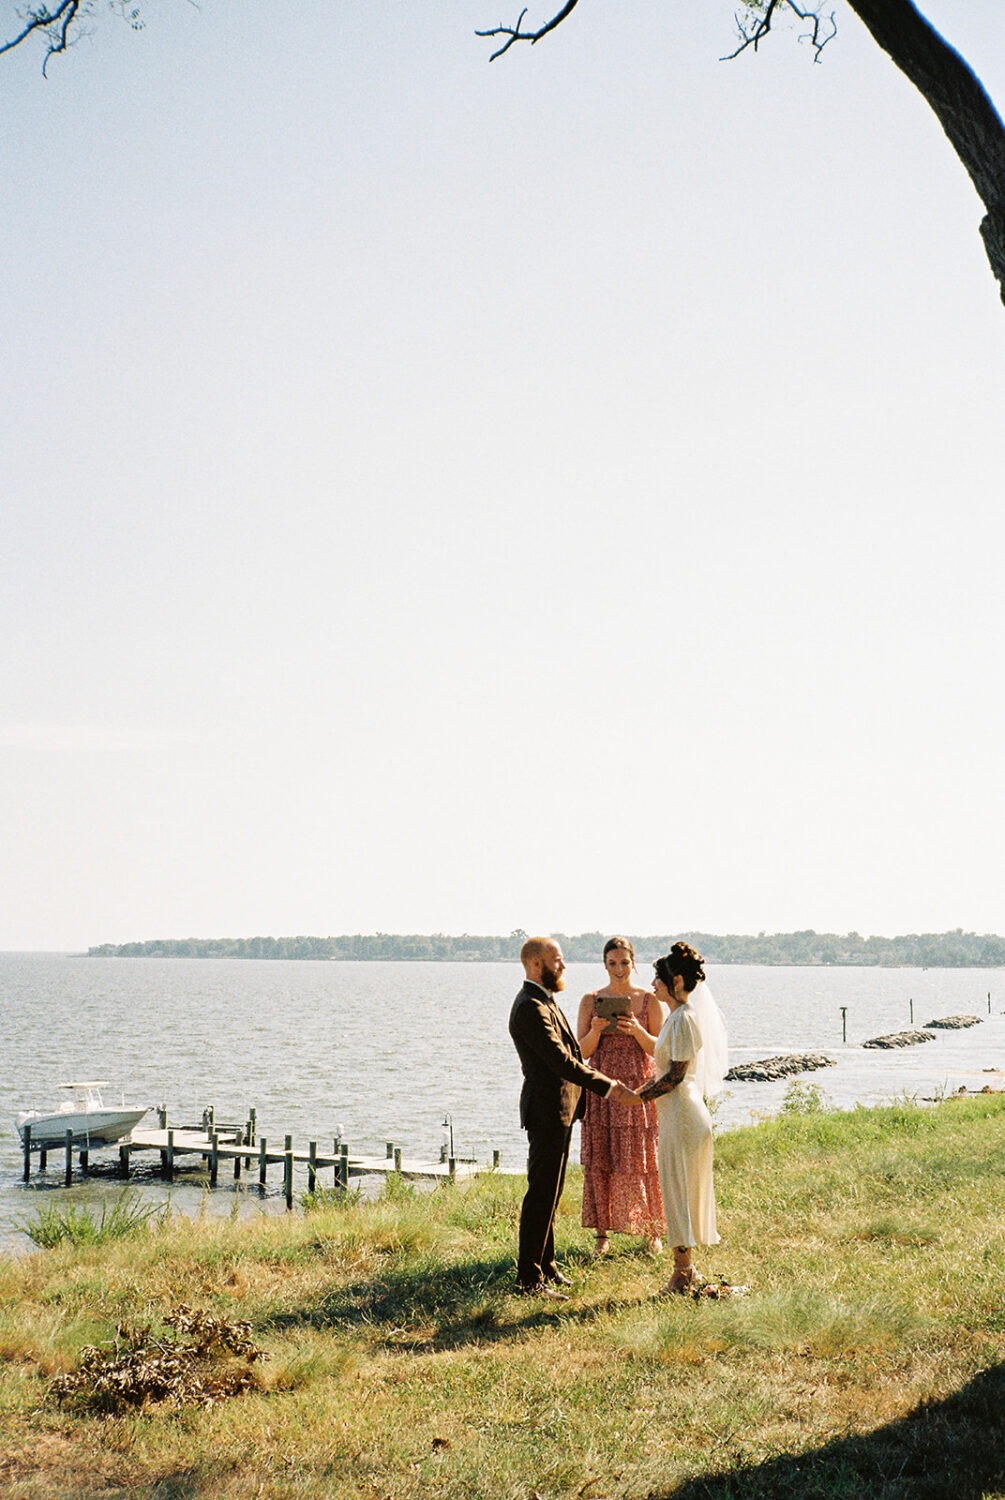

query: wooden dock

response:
[20,1107,499,1209]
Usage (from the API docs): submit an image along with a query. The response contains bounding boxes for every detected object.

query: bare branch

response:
[724,0,837,63]
[476,0,580,62]
[0,0,83,74]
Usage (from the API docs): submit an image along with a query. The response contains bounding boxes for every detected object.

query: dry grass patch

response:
[1,1099,1005,1498]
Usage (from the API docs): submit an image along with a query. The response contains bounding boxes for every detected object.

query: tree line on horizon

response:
[85,928,1005,967]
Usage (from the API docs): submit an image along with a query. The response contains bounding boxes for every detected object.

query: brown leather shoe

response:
[547,1271,573,1287]
[514,1282,569,1300]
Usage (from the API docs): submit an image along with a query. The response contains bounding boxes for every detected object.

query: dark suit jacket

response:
[509,980,613,1130]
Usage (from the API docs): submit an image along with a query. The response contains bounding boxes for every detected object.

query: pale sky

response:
[2,0,1004,951]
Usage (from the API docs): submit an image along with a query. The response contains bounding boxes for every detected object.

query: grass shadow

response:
[261,1254,641,1349]
[664,1361,1005,1499]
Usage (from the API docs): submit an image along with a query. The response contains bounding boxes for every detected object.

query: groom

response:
[509,935,639,1296]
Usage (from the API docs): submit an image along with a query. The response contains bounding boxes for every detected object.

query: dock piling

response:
[18,1106,488,1197]
[244,1109,256,1170]
[492,1149,500,1169]
[283,1135,294,1210]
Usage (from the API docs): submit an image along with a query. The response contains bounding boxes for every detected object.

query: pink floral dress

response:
[580,995,664,1237]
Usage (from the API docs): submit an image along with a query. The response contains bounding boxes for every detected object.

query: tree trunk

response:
[846,0,1005,304]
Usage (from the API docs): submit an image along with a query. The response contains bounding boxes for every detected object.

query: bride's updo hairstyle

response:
[654,942,705,995]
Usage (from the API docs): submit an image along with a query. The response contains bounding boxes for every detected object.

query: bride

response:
[640,942,728,1293]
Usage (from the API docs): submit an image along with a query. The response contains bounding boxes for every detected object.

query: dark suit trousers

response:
[517,1119,574,1287]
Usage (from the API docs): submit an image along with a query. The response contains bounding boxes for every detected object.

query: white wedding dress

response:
[653,995,723,1249]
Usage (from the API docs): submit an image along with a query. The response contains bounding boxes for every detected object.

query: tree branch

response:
[476,0,580,61]
[725,0,837,63]
[1,0,82,74]
[726,0,1005,301]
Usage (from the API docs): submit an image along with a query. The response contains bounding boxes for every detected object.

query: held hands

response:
[610,1081,643,1108]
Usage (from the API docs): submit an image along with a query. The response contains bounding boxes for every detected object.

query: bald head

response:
[521,935,565,993]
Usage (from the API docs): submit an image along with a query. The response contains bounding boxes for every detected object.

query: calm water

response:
[2,954,1003,1250]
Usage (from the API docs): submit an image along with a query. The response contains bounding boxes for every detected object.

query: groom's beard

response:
[540,963,565,993]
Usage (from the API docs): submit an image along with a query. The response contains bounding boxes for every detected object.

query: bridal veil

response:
[689,981,728,1097]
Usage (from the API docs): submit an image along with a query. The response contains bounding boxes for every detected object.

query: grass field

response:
[1,1091,1004,1498]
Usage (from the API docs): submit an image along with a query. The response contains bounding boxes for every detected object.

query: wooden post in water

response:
[840,1007,848,1043]
[119,1144,130,1178]
[336,1142,349,1196]
[39,1145,47,1172]
[283,1135,294,1210]
[386,1141,394,1159]
[492,1149,500,1169]
[909,997,914,1023]
[244,1109,256,1170]
[64,1128,73,1187]
[258,1136,268,1188]
[209,1131,220,1188]
[22,1122,31,1183]
[166,1129,175,1182]
[157,1104,168,1129]
[989,991,993,1015]
[307,1141,318,1196]
[448,1155,456,1181]
[79,1148,89,1171]
[393,1146,402,1174]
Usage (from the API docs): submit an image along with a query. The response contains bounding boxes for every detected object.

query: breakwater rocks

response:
[725,1053,835,1083]
[863,1029,935,1049]
[924,1014,982,1029]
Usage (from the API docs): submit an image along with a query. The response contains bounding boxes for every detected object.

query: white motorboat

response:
[15,1081,149,1149]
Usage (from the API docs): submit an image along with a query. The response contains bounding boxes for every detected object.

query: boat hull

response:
[16,1107,149,1149]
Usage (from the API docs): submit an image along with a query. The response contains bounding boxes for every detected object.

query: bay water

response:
[2,953,1003,1251]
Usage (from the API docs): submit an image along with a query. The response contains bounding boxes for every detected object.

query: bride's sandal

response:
[594,1234,611,1256]
[661,1267,702,1296]
[662,1250,702,1295]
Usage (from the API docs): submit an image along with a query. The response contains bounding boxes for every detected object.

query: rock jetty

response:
[924,1014,982,1029]
[725,1053,835,1083]
[863,1029,935,1049]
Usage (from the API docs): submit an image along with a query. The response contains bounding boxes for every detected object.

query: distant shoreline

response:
[81,929,1005,968]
